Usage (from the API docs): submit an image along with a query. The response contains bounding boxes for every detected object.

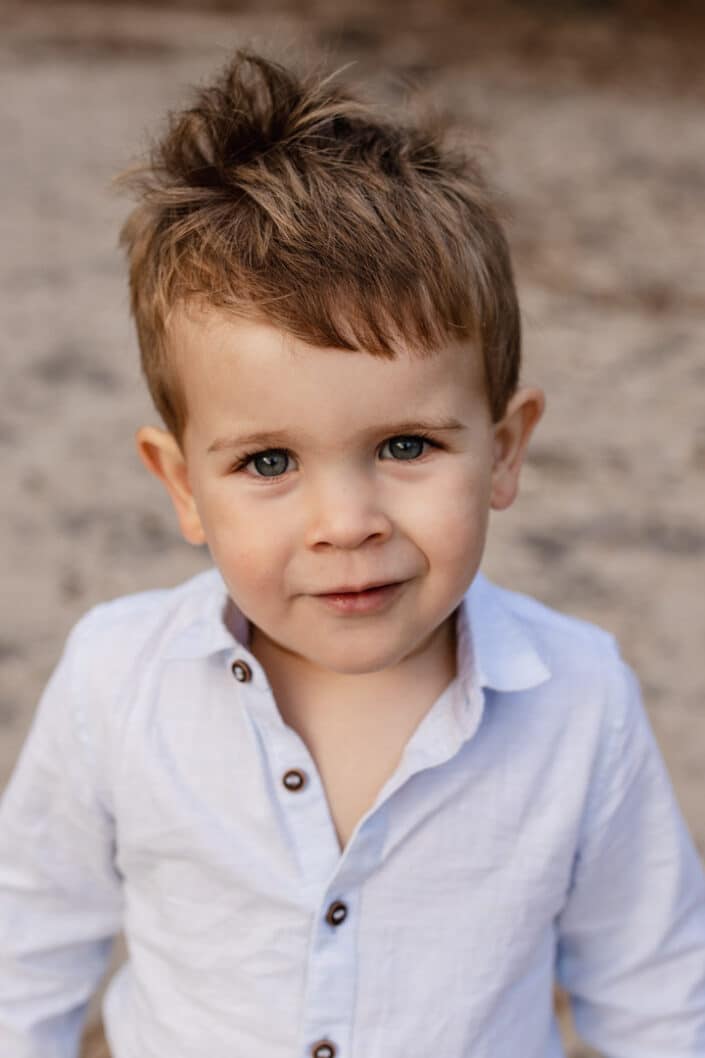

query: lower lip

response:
[315,582,404,614]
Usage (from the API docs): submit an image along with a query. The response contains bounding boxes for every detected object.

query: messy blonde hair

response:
[117,49,521,442]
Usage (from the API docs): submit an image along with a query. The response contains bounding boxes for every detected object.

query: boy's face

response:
[139,306,543,683]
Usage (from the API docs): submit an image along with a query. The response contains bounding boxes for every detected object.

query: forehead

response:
[169,304,488,443]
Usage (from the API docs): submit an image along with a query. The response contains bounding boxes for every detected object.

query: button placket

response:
[268,728,343,883]
[297,826,387,1058]
[231,655,348,1057]
[296,883,360,1058]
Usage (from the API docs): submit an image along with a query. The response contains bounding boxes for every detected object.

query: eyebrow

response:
[207,417,467,454]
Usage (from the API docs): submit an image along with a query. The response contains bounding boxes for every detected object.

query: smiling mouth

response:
[318,581,399,596]
[313,582,406,614]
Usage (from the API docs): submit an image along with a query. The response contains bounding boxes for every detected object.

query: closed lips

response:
[320,581,397,594]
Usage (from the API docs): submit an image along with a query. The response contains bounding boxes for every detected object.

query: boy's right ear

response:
[136,427,206,546]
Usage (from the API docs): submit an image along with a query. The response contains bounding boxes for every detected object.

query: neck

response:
[249,611,458,721]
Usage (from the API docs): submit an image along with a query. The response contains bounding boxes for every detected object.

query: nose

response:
[303,472,393,550]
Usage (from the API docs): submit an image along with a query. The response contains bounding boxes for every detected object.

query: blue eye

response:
[232,434,438,480]
[382,436,428,461]
[243,450,290,478]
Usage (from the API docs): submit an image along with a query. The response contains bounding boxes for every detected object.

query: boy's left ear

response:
[490,387,545,511]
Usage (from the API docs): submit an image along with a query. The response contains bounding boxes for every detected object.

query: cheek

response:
[430,503,489,570]
[414,467,492,553]
[197,493,291,587]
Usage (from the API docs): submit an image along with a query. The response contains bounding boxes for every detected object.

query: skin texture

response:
[138,305,544,725]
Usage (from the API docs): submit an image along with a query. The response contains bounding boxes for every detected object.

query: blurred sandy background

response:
[2,1,704,1055]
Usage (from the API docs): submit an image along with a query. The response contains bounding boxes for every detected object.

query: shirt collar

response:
[465,572,551,692]
[165,567,551,695]
[164,569,244,660]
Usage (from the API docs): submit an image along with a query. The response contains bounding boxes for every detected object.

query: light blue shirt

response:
[1,569,704,1058]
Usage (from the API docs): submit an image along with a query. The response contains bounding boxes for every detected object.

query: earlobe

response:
[135,426,206,546]
[490,387,545,511]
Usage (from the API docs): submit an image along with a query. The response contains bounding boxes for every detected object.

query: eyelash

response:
[229,433,443,480]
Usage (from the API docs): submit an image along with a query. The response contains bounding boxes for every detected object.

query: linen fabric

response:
[1,568,704,1057]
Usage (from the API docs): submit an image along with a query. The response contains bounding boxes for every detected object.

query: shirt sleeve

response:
[555,646,705,1057]
[0,616,123,1058]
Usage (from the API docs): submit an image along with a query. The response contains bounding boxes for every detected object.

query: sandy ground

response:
[2,2,704,1055]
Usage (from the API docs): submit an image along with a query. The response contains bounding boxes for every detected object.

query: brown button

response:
[325,901,348,927]
[282,769,307,792]
[231,660,252,683]
[311,1042,336,1058]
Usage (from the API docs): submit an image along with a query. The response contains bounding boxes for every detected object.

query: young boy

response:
[1,49,704,1058]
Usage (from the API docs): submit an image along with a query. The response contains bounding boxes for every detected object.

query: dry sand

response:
[2,2,704,1055]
